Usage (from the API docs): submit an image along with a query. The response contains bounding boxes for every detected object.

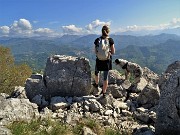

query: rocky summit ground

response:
[0,56,180,135]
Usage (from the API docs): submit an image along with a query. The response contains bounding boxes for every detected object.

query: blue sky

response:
[0,0,180,37]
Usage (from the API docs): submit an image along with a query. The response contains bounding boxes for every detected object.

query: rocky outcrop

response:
[165,61,180,74]
[155,61,180,135]
[0,95,39,126]
[0,55,166,135]
[158,61,180,90]
[137,84,160,109]
[25,55,92,100]
[0,93,39,135]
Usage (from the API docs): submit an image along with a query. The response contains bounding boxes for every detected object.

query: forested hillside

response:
[115,40,180,73]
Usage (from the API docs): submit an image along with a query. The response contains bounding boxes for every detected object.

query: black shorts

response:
[95,58,112,71]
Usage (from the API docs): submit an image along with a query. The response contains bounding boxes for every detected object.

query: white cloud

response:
[34,28,53,34]
[62,25,83,35]
[86,19,111,31]
[169,18,180,28]
[116,18,180,33]
[1,18,179,37]
[11,19,32,30]
[9,19,33,36]
[126,25,159,31]
[171,18,180,24]
[61,19,111,35]
[0,26,10,35]
[34,28,59,37]
[0,19,59,37]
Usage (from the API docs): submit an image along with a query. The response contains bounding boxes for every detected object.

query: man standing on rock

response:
[93,25,115,97]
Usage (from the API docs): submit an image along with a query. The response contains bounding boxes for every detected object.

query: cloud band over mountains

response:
[0,18,180,37]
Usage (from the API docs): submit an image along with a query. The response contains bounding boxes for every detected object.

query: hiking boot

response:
[92,83,99,97]
[92,83,98,88]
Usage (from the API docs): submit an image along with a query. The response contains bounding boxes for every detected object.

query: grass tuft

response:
[8,117,131,135]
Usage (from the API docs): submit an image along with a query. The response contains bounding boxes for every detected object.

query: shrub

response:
[0,46,32,94]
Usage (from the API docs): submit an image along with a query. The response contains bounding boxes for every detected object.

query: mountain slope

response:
[0,34,180,74]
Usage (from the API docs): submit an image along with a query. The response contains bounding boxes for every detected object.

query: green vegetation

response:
[8,118,130,135]
[0,46,32,94]
[72,118,103,135]
[8,119,71,135]
[105,128,123,135]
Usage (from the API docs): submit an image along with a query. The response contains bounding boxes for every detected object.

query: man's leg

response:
[102,71,109,94]
[94,65,99,86]
[92,70,99,96]
[95,71,99,85]
[102,79,108,94]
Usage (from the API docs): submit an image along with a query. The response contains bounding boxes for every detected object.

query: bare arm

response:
[110,44,115,55]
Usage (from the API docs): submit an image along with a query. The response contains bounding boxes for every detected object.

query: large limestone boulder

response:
[25,55,91,100]
[43,55,91,97]
[155,69,180,134]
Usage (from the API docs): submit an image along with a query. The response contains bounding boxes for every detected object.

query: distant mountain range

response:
[0,33,180,74]
[115,27,180,36]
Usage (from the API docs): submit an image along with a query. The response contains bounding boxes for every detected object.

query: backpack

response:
[95,37,110,60]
